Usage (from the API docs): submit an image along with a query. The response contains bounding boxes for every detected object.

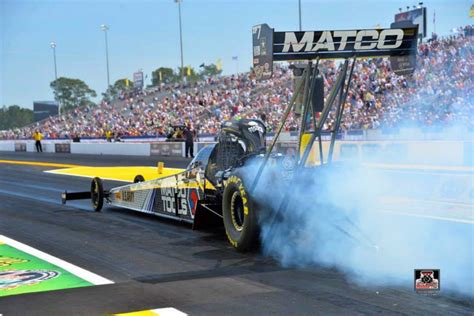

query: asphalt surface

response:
[0,152,472,315]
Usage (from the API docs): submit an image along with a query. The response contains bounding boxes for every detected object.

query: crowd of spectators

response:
[1,27,472,140]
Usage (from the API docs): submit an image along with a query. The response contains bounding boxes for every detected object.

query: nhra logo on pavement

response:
[415,269,440,293]
[0,270,60,290]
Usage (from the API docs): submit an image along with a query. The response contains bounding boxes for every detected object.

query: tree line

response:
[151,63,222,85]
[2,63,223,129]
[0,105,34,130]
[50,62,223,112]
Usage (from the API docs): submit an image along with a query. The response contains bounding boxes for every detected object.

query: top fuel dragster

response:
[62,23,418,251]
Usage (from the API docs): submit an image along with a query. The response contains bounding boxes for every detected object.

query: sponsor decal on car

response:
[161,187,189,216]
[188,189,199,218]
[247,121,264,134]
[121,191,135,202]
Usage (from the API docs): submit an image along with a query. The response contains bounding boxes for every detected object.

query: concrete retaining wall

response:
[26,142,56,153]
[70,143,150,156]
[0,140,472,166]
[0,141,15,152]
[55,143,71,153]
[150,142,184,157]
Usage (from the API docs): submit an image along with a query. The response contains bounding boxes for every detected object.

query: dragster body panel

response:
[108,145,218,222]
[109,169,204,222]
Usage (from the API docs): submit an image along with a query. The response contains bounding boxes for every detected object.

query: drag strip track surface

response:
[0,153,472,315]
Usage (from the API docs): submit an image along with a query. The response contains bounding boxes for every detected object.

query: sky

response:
[0,0,472,109]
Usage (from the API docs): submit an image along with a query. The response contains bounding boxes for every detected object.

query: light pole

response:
[101,24,110,88]
[298,0,302,31]
[175,0,184,82]
[233,56,239,74]
[50,41,58,80]
[50,41,60,114]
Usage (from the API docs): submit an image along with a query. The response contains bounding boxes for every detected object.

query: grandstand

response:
[1,27,472,141]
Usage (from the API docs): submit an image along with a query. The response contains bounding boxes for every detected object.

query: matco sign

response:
[252,23,418,80]
[280,29,405,53]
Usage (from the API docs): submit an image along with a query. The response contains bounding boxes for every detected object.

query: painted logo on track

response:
[0,256,29,267]
[0,270,60,290]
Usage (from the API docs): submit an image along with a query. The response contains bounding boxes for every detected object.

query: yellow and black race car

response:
[62,119,268,252]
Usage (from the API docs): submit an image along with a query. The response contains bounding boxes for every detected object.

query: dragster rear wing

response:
[252,24,419,79]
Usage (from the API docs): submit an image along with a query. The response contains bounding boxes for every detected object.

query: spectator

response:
[184,124,195,158]
[105,130,112,142]
[33,130,43,152]
[73,134,81,142]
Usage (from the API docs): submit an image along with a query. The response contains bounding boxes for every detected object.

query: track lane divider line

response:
[45,168,134,183]
[114,307,188,316]
[379,209,474,224]
[0,159,81,168]
[0,235,114,285]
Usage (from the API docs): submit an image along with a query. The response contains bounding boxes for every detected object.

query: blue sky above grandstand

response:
[1,0,472,109]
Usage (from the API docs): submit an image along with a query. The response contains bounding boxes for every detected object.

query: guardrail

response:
[0,140,472,167]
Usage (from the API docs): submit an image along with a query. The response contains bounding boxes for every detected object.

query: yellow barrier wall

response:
[295,140,472,166]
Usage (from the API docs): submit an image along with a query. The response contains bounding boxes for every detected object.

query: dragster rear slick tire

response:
[91,177,104,212]
[134,174,145,183]
[222,173,259,252]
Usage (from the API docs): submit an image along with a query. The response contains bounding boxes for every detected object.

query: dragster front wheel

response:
[222,173,259,252]
[91,177,104,212]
